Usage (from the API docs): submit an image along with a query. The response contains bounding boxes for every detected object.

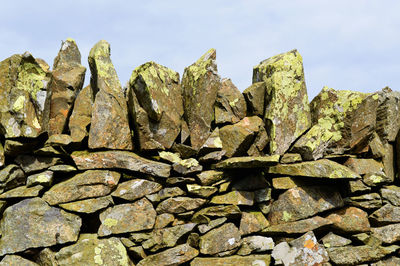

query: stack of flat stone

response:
[0,39,399,265]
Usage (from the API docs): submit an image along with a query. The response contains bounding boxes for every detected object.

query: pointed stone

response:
[268,186,343,224]
[0,53,50,138]
[199,223,241,255]
[55,234,133,266]
[71,150,171,177]
[268,159,360,179]
[376,87,400,142]
[219,116,264,157]
[325,207,370,233]
[253,49,311,155]
[98,198,156,236]
[45,134,72,146]
[88,40,133,150]
[191,255,271,266]
[44,39,86,135]
[68,85,93,143]
[128,61,183,149]
[263,216,332,235]
[58,196,114,214]
[112,179,162,201]
[42,170,120,205]
[215,78,246,124]
[243,82,266,116]
[173,158,202,175]
[182,49,221,150]
[137,244,198,266]
[0,198,81,256]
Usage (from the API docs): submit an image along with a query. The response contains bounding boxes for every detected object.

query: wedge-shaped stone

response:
[370,204,400,224]
[328,245,399,265]
[215,78,246,124]
[268,159,360,179]
[112,179,162,201]
[210,191,254,206]
[0,255,38,266]
[68,85,93,143]
[156,197,206,214]
[0,185,43,199]
[182,49,221,150]
[325,206,370,233]
[199,128,223,155]
[263,216,332,235]
[0,53,50,138]
[376,87,400,142]
[240,211,269,235]
[146,187,185,202]
[192,205,241,223]
[44,39,86,135]
[268,186,343,224]
[344,158,385,175]
[88,40,133,150]
[71,150,171,177]
[191,255,271,266]
[253,49,311,155]
[199,223,240,255]
[187,184,218,198]
[15,155,61,174]
[0,164,24,194]
[243,82,266,117]
[98,198,156,236]
[214,155,280,169]
[137,244,198,266]
[0,198,81,256]
[197,170,225,185]
[381,185,400,206]
[372,223,400,244]
[58,196,114,214]
[129,61,183,150]
[55,234,132,266]
[219,116,264,157]
[321,232,352,248]
[42,170,120,205]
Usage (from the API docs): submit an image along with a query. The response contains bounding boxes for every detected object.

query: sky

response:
[1,0,399,99]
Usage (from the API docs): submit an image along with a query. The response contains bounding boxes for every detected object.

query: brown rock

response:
[344,158,385,175]
[112,179,162,201]
[263,216,332,235]
[240,211,269,235]
[199,223,241,255]
[0,185,43,199]
[88,40,133,150]
[325,207,370,233]
[137,244,198,266]
[191,255,271,266]
[68,85,93,143]
[214,154,280,169]
[328,245,399,265]
[210,191,254,206]
[215,78,246,124]
[242,82,266,117]
[370,204,400,225]
[58,196,114,214]
[156,197,206,214]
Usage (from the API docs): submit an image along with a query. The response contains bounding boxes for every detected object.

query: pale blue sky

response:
[1,0,399,99]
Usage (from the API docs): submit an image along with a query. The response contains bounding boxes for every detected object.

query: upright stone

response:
[0,53,50,138]
[214,78,246,124]
[182,49,220,150]
[44,39,86,135]
[376,87,400,142]
[88,40,133,150]
[242,82,266,117]
[68,85,93,143]
[128,61,183,150]
[253,49,311,155]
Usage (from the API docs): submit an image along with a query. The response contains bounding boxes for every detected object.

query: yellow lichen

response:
[103,218,118,227]
[12,95,25,112]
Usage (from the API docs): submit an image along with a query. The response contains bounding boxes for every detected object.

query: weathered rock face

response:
[0,198,81,256]
[44,39,86,136]
[214,78,246,124]
[88,40,133,150]
[128,61,183,150]
[0,53,50,138]
[199,223,241,255]
[137,244,198,266]
[243,82,266,117]
[182,49,221,150]
[253,49,311,155]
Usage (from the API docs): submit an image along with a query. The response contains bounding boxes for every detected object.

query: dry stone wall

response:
[0,39,399,265]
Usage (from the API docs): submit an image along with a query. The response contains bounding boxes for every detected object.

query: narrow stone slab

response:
[210,191,254,206]
[214,155,280,169]
[243,82,266,117]
[344,158,385,175]
[88,40,133,150]
[0,198,81,256]
[0,255,38,266]
[370,204,400,224]
[137,244,198,266]
[253,49,311,155]
[71,150,171,178]
[262,216,332,235]
[156,197,206,214]
[58,196,113,214]
[0,185,43,199]
[321,232,352,248]
[191,255,271,266]
[68,85,93,143]
[182,49,220,150]
[112,179,162,201]
[98,198,156,236]
[268,159,360,179]
[372,223,400,244]
[327,245,399,265]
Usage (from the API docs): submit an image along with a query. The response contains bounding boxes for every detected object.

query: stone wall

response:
[0,39,399,265]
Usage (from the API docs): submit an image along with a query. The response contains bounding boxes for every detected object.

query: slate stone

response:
[262,216,332,235]
[237,236,274,255]
[55,234,133,266]
[3,139,39,156]
[88,40,133,150]
[198,217,227,234]
[370,204,400,225]
[268,159,360,179]
[239,211,269,235]
[112,179,162,201]
[137,244,198,266]
[71,150,171,178]
[156,197,206,214]
[344,158,385,175]
[182,48,220,150]
[0,164,25,193]
[15,155,60,174]
[272,176,308,190]
[187,184,218,198]
[146,187,185,203]
[0,143,4,169]
[372,223,400,244]
[98,198,156,236]
[128,61,183,150]
[26,170,53,187]
[325,206,370,233]
[268,186,343,224]
[43,170,120,205]
[321,232,352,248]
[214,78,246,124]
[242,82,266,117]
[199,223,240,255]
[44,39,86,136]
[0,52,50,138]
[345,193,382,210]
[68,85,93,143]
[58,196,114,214]
[192,205,241,223]
[173,158,203,175]
[197,170,225,186]
[214,155,280,169]
[190,255,271,266]
[0,185,43,199]
[0,198,81,256]
[210,191,254,206]
[347,179,371,195]
[376,87,400,142]
[154,213,175,229]
[199,128,223,155]
[280,153,302,164]
[371,256,400,266]
[327,245,399,265]
[0,255,38,266]
[253,49,311,155]
[381,185,400,206]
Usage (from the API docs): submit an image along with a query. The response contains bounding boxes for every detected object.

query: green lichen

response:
[15,59,47,101]
[114,241,130,266]
[103,218,118,227]
[186,48,216,82]
[229,98,239,108]
[282,211,292,222]
[12,95,25,112]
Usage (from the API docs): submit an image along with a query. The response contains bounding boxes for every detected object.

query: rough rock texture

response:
[253,49,311,155]
[44,39,86,136]
[137,244,198,266]
[88,40,133,150]
[191,255,271,266]
[0,198,81,256]
[199,223,241,255]
[128,61,183,150]
[328,245,399,265]
[214,78,246,124]
[182,49,220,150]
